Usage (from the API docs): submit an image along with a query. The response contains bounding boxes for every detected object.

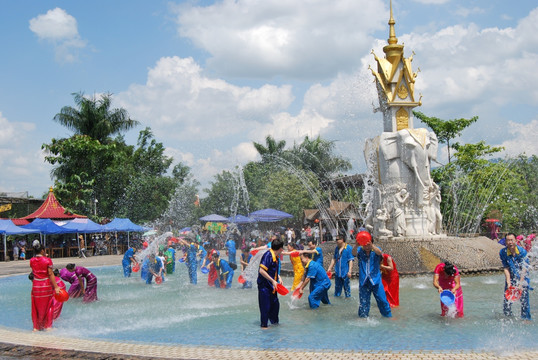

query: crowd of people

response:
[27,225,533,331]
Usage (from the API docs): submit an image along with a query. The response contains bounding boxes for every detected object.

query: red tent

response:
[19,187,87,221]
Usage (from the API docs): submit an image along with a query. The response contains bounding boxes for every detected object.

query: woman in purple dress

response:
[60,267,83,298]
[66,263,98,303]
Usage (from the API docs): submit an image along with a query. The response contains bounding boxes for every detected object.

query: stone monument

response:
[364,2,442,239]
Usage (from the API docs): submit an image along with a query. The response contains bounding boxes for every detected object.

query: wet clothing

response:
[257,249,280,327]
[381,254,400,307]
[500,245,531,319]
[289,254,304,291]
[312,246,323,266]
[214,258,234,288]
[434,263,463,317]
[165,247,176,274]
[225,239,237,264]
[52,276,66,320]
[140,257,150,282]
[304,260,331,308]
[146,257,164,285]
[75,266,98,303]
[122,247,136,277]
[60,268,83,298]
[241,252,253,289]
[30,255,54,330]
[356,246,392,318]
[333,244,354,298]
[186,243,199,284]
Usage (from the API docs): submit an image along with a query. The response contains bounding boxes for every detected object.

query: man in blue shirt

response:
[352,231,391,318]
[122,246,138,277]
[257,238,284,328]
[211,252,234,289]
[146,254,163,285]
[225,238,237,265]
[327,233,354,297]
[500,233,531,320]
[304,240,323,266]
[299,252,331,309]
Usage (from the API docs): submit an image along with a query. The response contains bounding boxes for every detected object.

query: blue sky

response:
[1,0,537,198]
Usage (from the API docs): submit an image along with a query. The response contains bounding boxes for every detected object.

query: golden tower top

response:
[383,0,404,62]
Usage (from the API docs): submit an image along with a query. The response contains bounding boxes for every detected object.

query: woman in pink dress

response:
[29,240,61,331]
[433,261,464,317]
[52,269,67,320]
[66,263,98,303]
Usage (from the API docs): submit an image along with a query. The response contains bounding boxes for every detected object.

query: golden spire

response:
[388,0,398,45]
[383,0,404,62]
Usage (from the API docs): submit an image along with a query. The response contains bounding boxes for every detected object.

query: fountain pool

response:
[0,265,536,352]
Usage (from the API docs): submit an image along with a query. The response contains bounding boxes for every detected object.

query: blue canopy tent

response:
[103,218,145,248]
[61,219,104,253]
[199,214,229,222]
[0,219,40,261]
[21,218,73,248]
[249,208,293,222]
[228,214,257,224]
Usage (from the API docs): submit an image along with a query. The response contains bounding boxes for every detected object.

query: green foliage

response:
[44,102,191,223]
[413,111,478,163]
[54,92,139,143]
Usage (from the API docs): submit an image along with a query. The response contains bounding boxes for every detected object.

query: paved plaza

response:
[0,255,536,360]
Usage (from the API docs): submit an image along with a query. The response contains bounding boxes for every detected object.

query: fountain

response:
[357,2,503,275]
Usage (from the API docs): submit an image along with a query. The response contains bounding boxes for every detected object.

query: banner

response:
[0,203,12,213]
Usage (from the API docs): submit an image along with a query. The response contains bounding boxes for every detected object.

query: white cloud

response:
[172,0,386,80]
[454,6,485,18]
[499,120,538,157]
[29,8,86,63]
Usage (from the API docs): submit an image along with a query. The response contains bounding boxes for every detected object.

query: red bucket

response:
[132,264,140,272]
[238,275,246,284]
[326,271,333,279]
[54,289,69,302]
[292,288,303,299]
[155,276,163,284]
[290,251,300,257]
[276,283,289,296]
[356,231,372,246]
[250,249,259,256]
[505,286,522,301]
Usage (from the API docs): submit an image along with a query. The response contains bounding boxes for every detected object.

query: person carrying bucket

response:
[240,247,253,289]
[122,246,138,277]
[352,231,392,318]
[500,233,531,320]
[209,252,235,289]
[298,252,331,309]
[433,261,463,317]
[257,238,284,328]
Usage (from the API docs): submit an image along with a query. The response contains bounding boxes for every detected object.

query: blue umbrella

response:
[1,219,40,259]
[228,214,257,224]
[249,208,293,222]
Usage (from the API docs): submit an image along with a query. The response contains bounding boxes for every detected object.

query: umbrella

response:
[249,209,293,222]
[199,214,229,222]
[179,227,191,234]
[143,230,157,236]
[228,215,257,224]
[21,218,72,248]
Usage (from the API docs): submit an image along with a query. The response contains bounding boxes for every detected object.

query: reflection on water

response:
[0,265,536,351]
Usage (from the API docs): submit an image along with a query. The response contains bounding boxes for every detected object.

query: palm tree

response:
[253,135,286,159]
[54,92,139,143]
